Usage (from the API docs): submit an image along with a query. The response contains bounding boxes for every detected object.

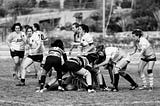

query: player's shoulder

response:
[139,37,149,43]
[105,47,118,51]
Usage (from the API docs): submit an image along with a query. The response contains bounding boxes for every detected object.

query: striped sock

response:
[148,73,153,87]
[141,74,147,86]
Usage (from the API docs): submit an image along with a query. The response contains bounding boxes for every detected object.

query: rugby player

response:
[79,24,96,55]
[6,23,26,79]
[131,29,156,91]
[69,22,81,55]
[37,39,67,92]
[16,26,44,86]
[94,45,138,92]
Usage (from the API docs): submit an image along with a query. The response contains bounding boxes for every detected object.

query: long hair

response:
[132,29,143,38]
[79,24,89,33]
[94,44,106,64]
[33,23,40,31]
[86,53,99,64]
[11,23,22,32]
[51,39,64,50]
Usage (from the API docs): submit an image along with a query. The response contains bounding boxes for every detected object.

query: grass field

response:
[0,58,160,106]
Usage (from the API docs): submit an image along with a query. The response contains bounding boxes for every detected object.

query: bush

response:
[47,1,60,9]
[20,8,32,15]
[64,22,72,31]
[39,0,48,8]
[121,1,131,8]
[0,8,7,17]
[27,0,37,8]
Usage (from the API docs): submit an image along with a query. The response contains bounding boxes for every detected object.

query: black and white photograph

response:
[0,0,160,105]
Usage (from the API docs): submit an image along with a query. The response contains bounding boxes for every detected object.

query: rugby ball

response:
[65,84,76,91]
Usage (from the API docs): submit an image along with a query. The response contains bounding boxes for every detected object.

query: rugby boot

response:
[148,86,153,92]
[88,89,96,93]
[111,87,119,92]
[129,84,138,90]
[58,86,65,91]
[139,85,147,90]
[16,81,25,86]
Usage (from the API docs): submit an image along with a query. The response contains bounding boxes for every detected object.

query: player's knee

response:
[147,69,152,74]
[83,70,91,78]
[21,64,27,70]
[41,69,47,76]
[94,69,101,75]
[119,72,126,77]
[114,66,121,74]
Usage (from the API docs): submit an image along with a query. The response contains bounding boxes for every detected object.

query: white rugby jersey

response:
[80,33,93,47]
[104,47,130,63]
[80,33,95,54]
[33,31,47,52]
[27,33,43,55]
[7,31,26,51]
[137,37,155,58]
[33,31,47,41]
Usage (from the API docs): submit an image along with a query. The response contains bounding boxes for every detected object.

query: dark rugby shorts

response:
[28,54,43,62]
[10,50,25,58]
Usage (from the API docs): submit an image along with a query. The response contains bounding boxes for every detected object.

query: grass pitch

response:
[0,59,160,106]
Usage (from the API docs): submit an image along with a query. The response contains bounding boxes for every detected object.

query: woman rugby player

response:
[131,29,156,91]
[16,26,44,86]
[37,39,67,92]
[6,23,26,79]
[94,45,138,92]
[79,24,95,55]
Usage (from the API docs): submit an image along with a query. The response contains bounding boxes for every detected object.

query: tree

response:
[131,0,160,30]
[6,0,33,23]
[0,7,7,17]
[64,0,97,9]
[27,0,37,8]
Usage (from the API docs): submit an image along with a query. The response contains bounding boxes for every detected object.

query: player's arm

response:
[33,40,41,53]
[6,34,14,51]
[62,52,67,62]
[41,32,48,41]
[21,32,27,44]
[94,57,110,69]
[85,44,95,53]
[138,42,148,56]
[129,42,138,56]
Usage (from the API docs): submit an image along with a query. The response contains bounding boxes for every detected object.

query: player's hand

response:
[129,52,135,56]
[138,71,141,77]
[10,47,15,52]
[94,65,98,69]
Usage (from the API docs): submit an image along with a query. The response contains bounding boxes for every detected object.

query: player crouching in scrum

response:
[94,45,138,92]
[36,39,67,92]
[38,53,108,93]
[62,55,96,93]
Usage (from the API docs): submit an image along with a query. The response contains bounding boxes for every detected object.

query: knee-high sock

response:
[141,73,147,86]
[40,75,46,85]
[114,74,119,89]
[120,73,137,86]
[148,73,153,87]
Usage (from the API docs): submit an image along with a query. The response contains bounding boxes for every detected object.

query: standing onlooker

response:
[6,23,26,79]
[16,26,43,86]
[131,29,156,91]
[32,23,48,78]
[69,22,81,55]
[78,24,95,55]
